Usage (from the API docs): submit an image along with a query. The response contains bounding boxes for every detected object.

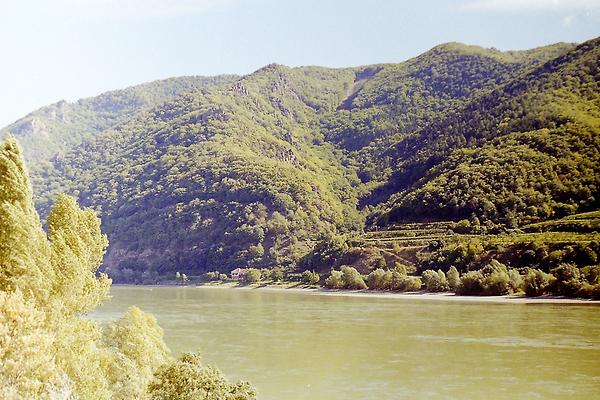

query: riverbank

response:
[193,282,600,304]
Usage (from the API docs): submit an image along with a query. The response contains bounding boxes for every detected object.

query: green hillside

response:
[373,38,600,229]
[0,75,237,214]
[3,38,599,283]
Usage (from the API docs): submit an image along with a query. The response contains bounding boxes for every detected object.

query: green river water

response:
[89,286,600,400]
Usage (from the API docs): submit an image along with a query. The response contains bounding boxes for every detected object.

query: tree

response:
[550,263,583,296]
[47,194,110,316]
[0,290,62,399]
[103,307,170,399]
[341,266,367,290]
[393,262,408,276]
[401,276,422,292]
[204,271,219,281]
[301,270,320,285]
[270,266,284,282]
[447,266,460,291]
[148,353,256,400]
[0,137,255,399]
[366,268,391,290]
[0,138,55,307]
[457,270,485,295]
[324,270,343,289]
[389,270,405,290]
[523,268,555,297]
[422,269,449,292]
[243,268,261,283]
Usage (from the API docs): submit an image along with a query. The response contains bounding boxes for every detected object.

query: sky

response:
[0,0,599,128]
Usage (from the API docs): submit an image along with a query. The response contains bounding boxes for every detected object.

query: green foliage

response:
[340,266,367,290]
[48,194,111,315]
[549,263,584,296]
[457,260,522,296]
[270,266,284,282]
[366,268,392,290]
[147,353,256,400]
[4,38,599,285]
[300,235,349,272]
[523,268,556,296]
[447,266,460,291]
[0,140,255,399]
[575,281,600,299]
[324,266,367,289]
[204,271,221,281]
[103,306,170,399]
[374,39,599,228]
[301,270,320,285]
[400,276,422,292]
[422,269,450,292]
[243,268,261,283]
[0,290,61,399]
[324,270,344,289]
[418,240,484,273]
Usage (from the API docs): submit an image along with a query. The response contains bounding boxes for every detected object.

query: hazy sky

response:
[1,0,599,127]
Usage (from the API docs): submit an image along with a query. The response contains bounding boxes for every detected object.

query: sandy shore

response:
[194,283,600,305]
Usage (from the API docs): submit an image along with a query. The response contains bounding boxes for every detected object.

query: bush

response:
[341,266,367,290]
[523,268,555,296]
[148,353,256,400]
[259,268,271,280]
[458,260,522,295]
[270,266,284,282]
[204,271,220,281]
[576,282,600,299]
[550,263,583,296]
[301,270,320,285]
[389,270,405,290]
[325,270,344,289]
[400,276,422,292]
[447,266,460,291]
[507,269,523,294]
[243,268,261,283]
[458,270,485,295]
[484,270,511,295]
[393,262,408,276]
[582,265,600,285]
[453,219,472,234]
[418,240,483,273]
[366,268,392,290]
[421,269,449,292]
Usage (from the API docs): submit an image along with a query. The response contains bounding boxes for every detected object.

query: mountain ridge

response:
[2,39,597,282]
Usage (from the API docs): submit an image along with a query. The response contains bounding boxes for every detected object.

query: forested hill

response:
[1,75,238,162]
[2,38,598,282]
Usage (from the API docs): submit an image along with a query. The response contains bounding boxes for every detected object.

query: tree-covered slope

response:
[320,42,574,184]
[3,38,598,282]
[34,65,365,281]
[1,75,237,162]
[373,38,600,229]
[0,75,238,219]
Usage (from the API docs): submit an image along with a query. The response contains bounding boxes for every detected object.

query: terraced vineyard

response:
[524,211,600,233]
[351,212,600,273]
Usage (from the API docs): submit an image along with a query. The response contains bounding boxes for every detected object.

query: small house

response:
[231,268,248,280]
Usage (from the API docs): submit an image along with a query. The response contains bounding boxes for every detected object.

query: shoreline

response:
[197,284,600,304]
[114,283,600,305]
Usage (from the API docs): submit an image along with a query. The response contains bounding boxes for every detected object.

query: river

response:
[89,286,600,400]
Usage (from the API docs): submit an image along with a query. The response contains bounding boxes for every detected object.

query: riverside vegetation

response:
[1,38,599,299]
[0,139,256,399]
